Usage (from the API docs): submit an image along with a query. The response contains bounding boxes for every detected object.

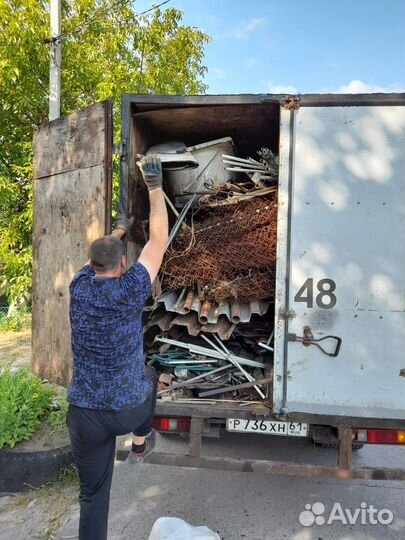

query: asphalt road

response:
[57,430,405,540]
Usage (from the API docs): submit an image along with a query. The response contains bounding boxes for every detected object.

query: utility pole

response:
[49,0,61,121]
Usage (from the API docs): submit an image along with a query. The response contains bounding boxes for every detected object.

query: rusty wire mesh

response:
[162,196,278,303]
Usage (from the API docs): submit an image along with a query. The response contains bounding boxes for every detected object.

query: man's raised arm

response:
[137,155,169,283]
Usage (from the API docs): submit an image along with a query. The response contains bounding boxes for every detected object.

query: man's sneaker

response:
[127,430,156,464]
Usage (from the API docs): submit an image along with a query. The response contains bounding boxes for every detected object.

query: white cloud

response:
[210,68,226,79]
[266,82,299,94]
[234,18,265,40]
[336,80,405,93]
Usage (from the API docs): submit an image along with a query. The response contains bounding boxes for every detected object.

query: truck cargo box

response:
[33,93,405,479]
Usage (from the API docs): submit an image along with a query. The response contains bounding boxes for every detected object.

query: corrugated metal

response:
[144,310,236,340]
[157,289,270,324]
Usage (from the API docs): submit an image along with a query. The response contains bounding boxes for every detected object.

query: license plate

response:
[226,418,309,437]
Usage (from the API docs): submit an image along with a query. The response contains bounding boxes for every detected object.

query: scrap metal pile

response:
[143,139,278,403]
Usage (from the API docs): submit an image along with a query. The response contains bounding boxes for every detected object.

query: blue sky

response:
[140,0,405,94]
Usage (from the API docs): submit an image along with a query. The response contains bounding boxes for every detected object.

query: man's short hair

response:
[90,236,124,273]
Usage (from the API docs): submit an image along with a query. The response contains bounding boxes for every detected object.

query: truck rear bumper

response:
[116,405,405,481]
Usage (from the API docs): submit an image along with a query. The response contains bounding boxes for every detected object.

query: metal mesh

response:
[162,196,278,303]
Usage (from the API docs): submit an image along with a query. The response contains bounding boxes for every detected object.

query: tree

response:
[0,0,210,302]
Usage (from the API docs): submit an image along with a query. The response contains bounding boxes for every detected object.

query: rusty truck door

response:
[32,101,113,386]
[274,96,405,419]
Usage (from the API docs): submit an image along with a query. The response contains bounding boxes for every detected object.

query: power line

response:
[52,0,171,42]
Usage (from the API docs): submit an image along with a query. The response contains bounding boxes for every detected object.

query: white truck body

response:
[275,103,405,420]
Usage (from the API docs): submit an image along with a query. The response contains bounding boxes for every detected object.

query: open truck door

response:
[274,99,405,420]
[32,101,113,386]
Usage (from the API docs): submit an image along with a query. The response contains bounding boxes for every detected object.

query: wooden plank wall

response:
[32,101,112,386]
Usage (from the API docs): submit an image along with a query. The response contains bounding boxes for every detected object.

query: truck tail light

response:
[354,429,405,445]
[153,416,191,433]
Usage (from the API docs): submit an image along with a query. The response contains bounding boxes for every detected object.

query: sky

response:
[138,0,405,94]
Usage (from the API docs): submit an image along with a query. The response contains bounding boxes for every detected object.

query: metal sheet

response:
[280,104,405,419]
[157,289,270,324]
[146,310,237,340]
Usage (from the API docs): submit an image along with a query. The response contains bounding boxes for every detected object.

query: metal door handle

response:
[288,326,342,357]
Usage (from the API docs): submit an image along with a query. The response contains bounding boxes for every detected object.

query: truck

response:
[32,92,405,481]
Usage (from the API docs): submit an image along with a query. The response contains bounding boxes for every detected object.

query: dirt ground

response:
[0,329,32,369]
[0,330,79,540]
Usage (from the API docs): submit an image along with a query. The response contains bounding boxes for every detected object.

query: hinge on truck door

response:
[278,307,296,320]
[280,95,301,110]
[113,140,127,160]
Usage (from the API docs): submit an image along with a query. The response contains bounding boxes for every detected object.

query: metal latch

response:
[113,139,127,160]
[288,326,342,358]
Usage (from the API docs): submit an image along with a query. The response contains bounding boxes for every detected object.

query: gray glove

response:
[114,215,134,232]
[136,154,163,191]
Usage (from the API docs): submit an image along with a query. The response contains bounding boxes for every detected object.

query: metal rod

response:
[167,195,195,247]
[259,342,274,352]
[221,154,263,166]
[225,167,272,174]
[155,336,265,368]
[163,191,180,218]
[209,335,265,399]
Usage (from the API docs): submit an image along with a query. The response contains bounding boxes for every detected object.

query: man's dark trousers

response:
[67,366,157,540]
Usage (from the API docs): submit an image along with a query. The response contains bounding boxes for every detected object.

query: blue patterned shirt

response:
[67,262,152,411]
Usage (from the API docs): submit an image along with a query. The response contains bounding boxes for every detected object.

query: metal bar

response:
[189,417,203,458]
[155,336,265,368]
[221,155,264,167]
[163,191,180,218]
[198,377,272,398]
[135,453,405,481]
[225,167,270,174]
[338,427,353,469]
[208,335,266,400]
[259,342,274,352]
[167,195,195,247]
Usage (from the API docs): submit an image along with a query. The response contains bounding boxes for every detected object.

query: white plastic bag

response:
[148,517,221,540]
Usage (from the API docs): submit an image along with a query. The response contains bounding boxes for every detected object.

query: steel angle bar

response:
[198,377,272,398]
[155,336,265,368]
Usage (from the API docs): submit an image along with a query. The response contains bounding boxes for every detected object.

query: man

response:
[67,155,168,540]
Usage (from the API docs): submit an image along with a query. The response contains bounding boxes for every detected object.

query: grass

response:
[0,309,32,332]
[13,466,79,540]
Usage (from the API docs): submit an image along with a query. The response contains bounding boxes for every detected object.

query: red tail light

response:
[153,416,191,433]
[354,429,405,445]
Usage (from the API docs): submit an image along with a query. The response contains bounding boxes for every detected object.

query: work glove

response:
[136,154,163,191]
[112,215,134,238]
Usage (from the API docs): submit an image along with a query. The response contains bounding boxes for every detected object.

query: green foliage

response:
[47,392,69,433]
[0,368,53,448]
[0,0,210,301]
[0,307,32,332]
